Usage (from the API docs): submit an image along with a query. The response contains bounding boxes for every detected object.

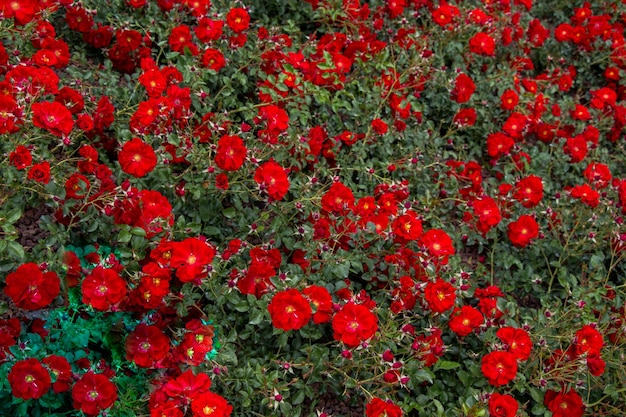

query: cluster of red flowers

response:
[2,0,625,415]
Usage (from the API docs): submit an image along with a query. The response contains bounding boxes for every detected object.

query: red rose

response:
[196,18,224,43]
[8,358,51,399]
[507,215,539,248]
[569,184,600,208]
[472,197,502,235]
[163,369,212,400]
[215,173,229,190]
[563,135,589,163]
[469,32,495,56]
[139,68,166,98]
[237,259,275,298]
[191,391,233,417]
[448,306,484,337]
[412,330,445,367]
[9,145,32,170]
[0,95,21,134]
[176,320,215,366]
[254,159,289,201]
[268,289,312,331]
[118,138,157,177]
[82,266,127,310]
[72,372,118,416]
[125,323,171,368]
[31,101,74,137]
[302,285,333,324]
[451,73,475,103]
[481,351,518,386]
[201,48,226,72]
[420,228,455,259]
[496,327,532,361]
[226,7,250,33]
[332,302,378,347]
[321,182,355,215]
[4,263,60,310]
[42,355,73,393]
[453,108,476,127]
[513,175,544,208]
[486,132,515,159]
[424,279,456,314]
[431,4,459,28]
[500,89,519,111]
[502,112,528,140]
[391,210,423,243]
[488,393,518,417]
[170,237,216,283]
[583,162,611,189]
[371,118,388,134]
[365,397,403,417]
[215,135,247,171]
[65,173,91,199]
[544,389,585,417]
[587,353,606,376]
[572,325,604,357]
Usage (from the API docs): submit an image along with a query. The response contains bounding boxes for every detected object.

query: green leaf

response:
[6,241,24,261]
[6,208,22,224]
[435,360,461,371]
[248,308,265,325]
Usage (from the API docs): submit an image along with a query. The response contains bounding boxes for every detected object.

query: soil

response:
[15,205,53,251]
[303,387,365,416]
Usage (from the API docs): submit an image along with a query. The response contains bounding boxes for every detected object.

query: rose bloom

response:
[8,358,51,400]
[302,285,333,324]
[4,262,60,310]
[371,118,388,134]
[9,145,32,170]
[469,32,495,56]
[31,101,74,137]
[201,48,226,71]
[215,135,247,171]
[481,351,518,386]
[488,393,518,417]
[169,237,216,283]
[191,391,233,417]
[572,325,604,357]
[65,173,90,199]
[424,279,456,314]
[486,132,515,159]
[569,184,600,208]
[391,210,423,243]
[72,372,118,416]
[451,73,475,103]
[420,228,455,259]
[226,7,250,33]
[496,327,532,361]
[365,397,403,417]
[254,159,290,201]
[544,389,585,417]
[332,302,378,347]
[27,161,51,183]
[42,354,73,393]
[448,306,484,337]
[118,137,157,177]
[321,182,355,215]
[125,323,171,368]
[507,215,539,248]
[82,266,127,310]
[268,289,312,331]
[513,175,543,208]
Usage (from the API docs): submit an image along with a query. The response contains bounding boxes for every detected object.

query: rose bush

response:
[1,0,625,416]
